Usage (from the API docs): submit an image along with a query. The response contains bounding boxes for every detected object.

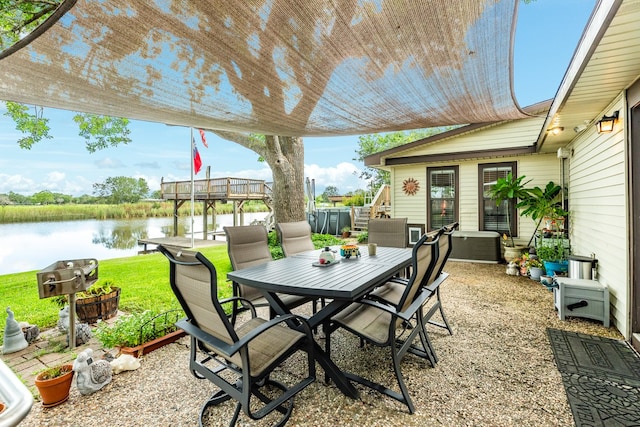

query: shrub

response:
[94,309,183,348]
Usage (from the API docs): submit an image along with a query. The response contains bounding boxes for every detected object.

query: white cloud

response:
[95,157,123,168]
[0,174,38,194]
[46,171,66,183]
[304,162,367,194]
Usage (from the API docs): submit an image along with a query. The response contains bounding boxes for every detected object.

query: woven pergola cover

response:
[0,0,528,136]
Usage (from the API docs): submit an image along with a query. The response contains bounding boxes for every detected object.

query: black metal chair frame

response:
[325,231,442,413]
[158,245,316,427]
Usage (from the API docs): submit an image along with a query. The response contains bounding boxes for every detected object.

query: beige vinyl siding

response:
[389,153,560,239]
[391,116,547,158]
[567,98,628,336]
[390,166,428,226]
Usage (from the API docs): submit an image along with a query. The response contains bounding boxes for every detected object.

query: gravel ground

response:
[19,261,622,426]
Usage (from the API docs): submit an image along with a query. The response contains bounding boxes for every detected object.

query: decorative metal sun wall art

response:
[402,177,419,195]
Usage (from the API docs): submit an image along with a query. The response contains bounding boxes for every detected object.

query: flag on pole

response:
[193,145,202,175]
[198,128,208,148]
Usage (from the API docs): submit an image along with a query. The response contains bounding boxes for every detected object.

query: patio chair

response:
[275,221,315,256]
[224,225,311,324]
[157,245,316,427]
[370,222,459,364]
[275,220,324,321]
[367,217,408,248]
[325,231,442,413]
[422,222,458,336]
[368,217,409,277]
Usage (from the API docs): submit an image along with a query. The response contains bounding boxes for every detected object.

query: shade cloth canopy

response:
[0,0,528,136]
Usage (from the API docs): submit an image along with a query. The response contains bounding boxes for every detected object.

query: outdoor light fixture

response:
[596,111,619,133]
[549,127,564,135]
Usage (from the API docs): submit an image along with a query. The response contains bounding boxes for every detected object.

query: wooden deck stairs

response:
[352,185,391,231]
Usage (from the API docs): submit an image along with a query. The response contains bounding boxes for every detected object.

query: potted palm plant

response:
[34,364,74,407]
[488,173,531,262]
[517,181,568,246]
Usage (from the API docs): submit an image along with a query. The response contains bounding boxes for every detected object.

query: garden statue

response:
[506,262,520,276]
[20,321,40,343]
[57,305,93,345]
[110,354,141,374]
[2,307,29,354]
[73,348,112,395]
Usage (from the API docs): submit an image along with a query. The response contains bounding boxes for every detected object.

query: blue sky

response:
[0,0,596,197]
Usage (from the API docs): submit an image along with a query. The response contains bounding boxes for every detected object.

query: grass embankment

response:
[0,245,232,345]
[0,201,267,223]
[0,233,344,345]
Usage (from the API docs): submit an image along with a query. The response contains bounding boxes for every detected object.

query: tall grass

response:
[0,201,268,223]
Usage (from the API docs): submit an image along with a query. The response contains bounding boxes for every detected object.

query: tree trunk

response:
[212,131,306,223]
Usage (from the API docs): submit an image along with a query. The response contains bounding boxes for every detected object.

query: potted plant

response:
[517,181,568,246]
[34,364,74,407]
[95,309,185,358]
[341,226,351,238]
[488,173,531,262]
[526,257,544,281]
[536,238,569,276]
[53,279,121,324]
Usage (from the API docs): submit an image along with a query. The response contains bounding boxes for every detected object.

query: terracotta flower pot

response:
[34,364,74,408]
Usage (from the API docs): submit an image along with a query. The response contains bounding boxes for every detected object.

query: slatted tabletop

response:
[227,246,412,300]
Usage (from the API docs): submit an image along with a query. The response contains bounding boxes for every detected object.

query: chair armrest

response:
[357,282,442,322]
[424,272,449,293]
[355,297,419,322]
[219,295,258,317]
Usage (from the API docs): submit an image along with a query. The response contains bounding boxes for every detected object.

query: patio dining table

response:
[227,245,413,399]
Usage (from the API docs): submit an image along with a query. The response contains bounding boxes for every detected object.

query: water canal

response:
[0,213,268,275]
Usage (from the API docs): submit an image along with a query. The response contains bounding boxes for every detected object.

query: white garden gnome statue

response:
[73,348,112,395]
[2,307,29,354]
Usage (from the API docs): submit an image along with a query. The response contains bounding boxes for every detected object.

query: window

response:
[427,166,458,231]
[479,162,517,236]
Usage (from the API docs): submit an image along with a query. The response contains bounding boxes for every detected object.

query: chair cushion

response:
[230,318,306,377]
[333,303,393,345]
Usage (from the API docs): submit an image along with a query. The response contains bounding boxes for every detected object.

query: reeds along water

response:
[0,201,268,223]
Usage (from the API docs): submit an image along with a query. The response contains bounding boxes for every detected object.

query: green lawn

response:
[0,232,345,345]
[0,245,232,345]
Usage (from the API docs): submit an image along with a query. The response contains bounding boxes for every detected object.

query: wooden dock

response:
[156,176,275,241]
[137,236,226,254]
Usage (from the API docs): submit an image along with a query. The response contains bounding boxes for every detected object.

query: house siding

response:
[391,116,548,158]
[568,97,629,336]
[390,154,560,243]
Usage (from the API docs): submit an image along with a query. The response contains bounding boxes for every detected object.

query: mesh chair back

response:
[397,230,442,313]
[224,225,272,301]
[424,222,458,287]
[368,217,408,248]
[276,221,315,256]
[158,245,237,346]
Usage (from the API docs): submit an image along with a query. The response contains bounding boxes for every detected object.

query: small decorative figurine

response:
[57,306,92,345]
[2,307,29,354]
[73,348,112,395]
[506,262,520,276]
[110,354,141,374]
[20,321,40,343]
